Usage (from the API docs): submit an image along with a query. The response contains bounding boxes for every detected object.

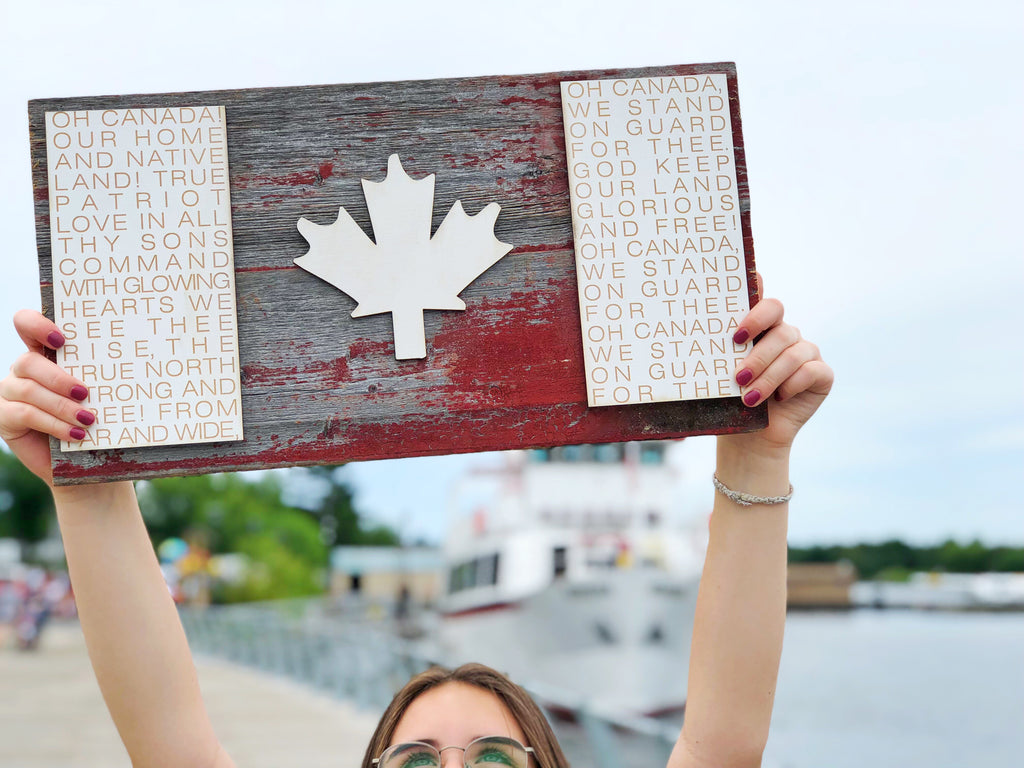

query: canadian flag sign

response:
[30,63,764,484]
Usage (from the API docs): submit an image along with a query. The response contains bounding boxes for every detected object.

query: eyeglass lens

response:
[380,737,529,768]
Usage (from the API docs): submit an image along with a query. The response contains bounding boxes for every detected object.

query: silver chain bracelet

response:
[713,473,793,507]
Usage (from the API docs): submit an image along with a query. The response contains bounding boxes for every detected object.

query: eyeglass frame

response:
[372,735,536,768]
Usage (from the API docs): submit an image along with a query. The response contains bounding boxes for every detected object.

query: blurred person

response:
[12,568,70,650]
[0,280,831,767]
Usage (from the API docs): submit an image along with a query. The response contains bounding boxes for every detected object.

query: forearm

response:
[674,440,790,767]
[54,481,223,767]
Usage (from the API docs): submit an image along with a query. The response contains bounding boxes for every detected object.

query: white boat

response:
[430,442,707,715]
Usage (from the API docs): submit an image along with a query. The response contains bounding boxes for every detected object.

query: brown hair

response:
[360,663,569,768]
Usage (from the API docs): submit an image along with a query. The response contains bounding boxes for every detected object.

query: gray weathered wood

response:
[29,63,765,484]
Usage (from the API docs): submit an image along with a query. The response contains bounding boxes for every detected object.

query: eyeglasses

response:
[373,735,535,768]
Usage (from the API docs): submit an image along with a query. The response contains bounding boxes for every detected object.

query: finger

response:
[0,398,89,443]
[773,359,834,402]
[734,322,802,389]
[14,309,66,353]
[0,374,96,430]
[732,296,783,345]
[9,351,89,402]
[738,338,819,407]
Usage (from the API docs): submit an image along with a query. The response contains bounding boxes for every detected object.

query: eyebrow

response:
[407,735,489,748]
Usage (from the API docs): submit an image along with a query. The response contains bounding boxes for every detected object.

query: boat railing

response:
[179,597,678,768]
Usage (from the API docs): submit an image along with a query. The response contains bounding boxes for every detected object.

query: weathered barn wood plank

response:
[29,63,766,484]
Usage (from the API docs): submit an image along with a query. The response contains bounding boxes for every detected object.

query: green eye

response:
[398,751,440,768]
[471,748,515,766]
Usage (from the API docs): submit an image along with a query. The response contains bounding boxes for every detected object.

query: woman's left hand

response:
[725,276,833,456]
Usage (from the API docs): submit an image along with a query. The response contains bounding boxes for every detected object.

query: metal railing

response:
[179,597,679,768]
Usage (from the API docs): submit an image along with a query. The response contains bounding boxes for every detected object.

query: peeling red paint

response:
[348,338,393,358]
[499,95,561,109]
[37,62,763,485]
[235,162,334,190]
[514,242,574,254]
[51,396,761,485]
[310,355,349,382]
[236,264,295,274]
[431,281,585,410]
[250,169,318,186]
[242,354,349,389]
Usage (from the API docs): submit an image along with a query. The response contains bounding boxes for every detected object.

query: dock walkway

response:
[0,621,380,768]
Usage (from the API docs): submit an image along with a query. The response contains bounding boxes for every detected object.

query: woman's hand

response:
[0,310,94,487]
[724,276,833,457]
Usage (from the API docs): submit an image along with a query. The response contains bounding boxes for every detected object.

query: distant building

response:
[787,561,857,609]
[329,546,442,605]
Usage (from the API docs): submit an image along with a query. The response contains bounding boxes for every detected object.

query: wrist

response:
[715,436,791,498]
[52,481,136,515]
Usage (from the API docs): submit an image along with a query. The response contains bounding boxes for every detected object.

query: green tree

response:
[789,538,1024,578]
[137,472,328,602]
[294,466,399,547]
[989,547,1024,572]
[936,539,991,573]
[0,448,54,548]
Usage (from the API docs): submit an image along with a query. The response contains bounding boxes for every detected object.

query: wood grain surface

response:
[29,62,766,484]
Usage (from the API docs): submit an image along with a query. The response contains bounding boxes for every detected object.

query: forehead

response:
[390,682,527,747]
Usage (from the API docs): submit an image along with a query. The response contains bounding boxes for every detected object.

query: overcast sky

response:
[1,0,1021,546]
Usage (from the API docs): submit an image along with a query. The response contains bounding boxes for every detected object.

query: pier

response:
[0,621,379,768]
[1,602,679,768]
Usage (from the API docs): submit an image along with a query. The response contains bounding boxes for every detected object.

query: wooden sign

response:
[29,62,765,485]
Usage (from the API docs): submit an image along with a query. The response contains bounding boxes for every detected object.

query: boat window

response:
[448,561,472,593]
[562,445,583,462]
[594,621,615,644]
[448,554,500,594]
[477,553,499,587]
[639,444,665,465]
[553,547,568,578]
[595,443,623,463]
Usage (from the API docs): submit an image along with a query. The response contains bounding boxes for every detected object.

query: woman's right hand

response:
[0,310,94,488]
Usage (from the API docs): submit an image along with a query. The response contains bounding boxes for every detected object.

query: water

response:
[548,610,1024,768]
[763,611,1024,768]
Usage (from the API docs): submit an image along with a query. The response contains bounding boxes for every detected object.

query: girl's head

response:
[361,663,568,768]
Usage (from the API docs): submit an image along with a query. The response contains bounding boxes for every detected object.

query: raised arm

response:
[0,310,235,768]
[669,288,833,768]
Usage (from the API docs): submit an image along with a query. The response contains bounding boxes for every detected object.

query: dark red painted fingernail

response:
[743,389,761,407]
[76,410,95,426]
[69,427,86,441]
[47,331,65,348]
[70,385,89,401]
[736,368,753,386]
[733,328,750,344]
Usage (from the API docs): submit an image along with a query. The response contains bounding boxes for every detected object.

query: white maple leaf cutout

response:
[294,154,514,359]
